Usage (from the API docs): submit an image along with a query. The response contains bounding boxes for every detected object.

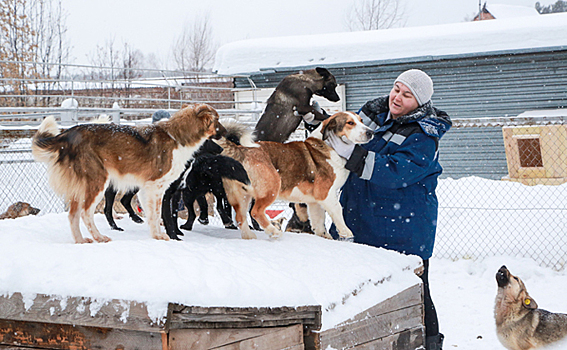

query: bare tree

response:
[171,13,217,73]
[0,0,38,105]
[28,0,70,78]
[88,36,121,90]
[120,42,144,81]
[345,0,407,31]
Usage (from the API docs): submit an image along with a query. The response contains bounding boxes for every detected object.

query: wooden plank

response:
[320,304,423,350]
[169,305,321,331]
[215,324,303,350]
[0,293,164,333]
[0,319,164,350]
[169,327,275,350]
[353,326,425,350]
[170,324,303,350]
[336,283,423,327]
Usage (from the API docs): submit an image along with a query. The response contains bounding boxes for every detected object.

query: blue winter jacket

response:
[336,96,451,259]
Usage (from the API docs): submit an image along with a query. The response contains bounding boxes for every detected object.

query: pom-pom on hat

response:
[394,69,434,106]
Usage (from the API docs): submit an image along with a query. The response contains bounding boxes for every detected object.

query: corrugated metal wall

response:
[235,48,567,180]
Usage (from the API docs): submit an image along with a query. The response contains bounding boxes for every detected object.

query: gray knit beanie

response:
[394,69,434,106]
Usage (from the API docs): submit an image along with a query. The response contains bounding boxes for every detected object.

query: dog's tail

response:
[221,120,258,148]
[91,114,111,124]
[31,116,60,163]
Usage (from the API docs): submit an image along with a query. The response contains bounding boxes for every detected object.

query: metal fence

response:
[1,63,565,270]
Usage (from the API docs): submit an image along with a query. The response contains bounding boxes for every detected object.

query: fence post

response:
[60,98,78,125]
[111,102,121,124]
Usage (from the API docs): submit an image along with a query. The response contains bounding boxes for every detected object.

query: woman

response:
[327,69,451,350]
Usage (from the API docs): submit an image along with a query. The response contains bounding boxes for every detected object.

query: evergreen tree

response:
[535,0,567,14]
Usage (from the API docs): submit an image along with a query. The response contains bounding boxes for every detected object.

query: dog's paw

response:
[94,235,112,243]
[131,215,144,224]
[240,230,257,240]
[266,225,283,239]
[153,232,171,241]
[75,237,94,244]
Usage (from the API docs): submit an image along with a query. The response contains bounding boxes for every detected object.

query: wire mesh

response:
[2,120,566,270]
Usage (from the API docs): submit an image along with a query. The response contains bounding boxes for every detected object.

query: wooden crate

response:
[0,292,320,350]
[0,283,423,349]
[318,283,425,350]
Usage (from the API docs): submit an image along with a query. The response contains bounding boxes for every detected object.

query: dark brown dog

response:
[254,67,340,143]
[0,202,40,220]
[495,265,567,349]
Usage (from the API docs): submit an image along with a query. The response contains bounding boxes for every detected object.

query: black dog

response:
[254,67,340,143]
[162,153,251,240]
[103,187,144,231]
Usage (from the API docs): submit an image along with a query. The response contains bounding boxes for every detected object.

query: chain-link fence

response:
[2,117,566,270]
[1,61,565,270]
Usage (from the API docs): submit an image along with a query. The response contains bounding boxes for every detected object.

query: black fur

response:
[104,186,144,231]
[254,67,340,143]
[162,153,250,240]
[285,203,314,234]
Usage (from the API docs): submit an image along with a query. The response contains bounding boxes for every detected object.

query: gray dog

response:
[254,67,340,143]
[495,265,567,350]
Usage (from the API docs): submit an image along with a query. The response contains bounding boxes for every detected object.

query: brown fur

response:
[222,178,256,239]
[32,104,226,243]
[0,202,40,220]
[218,111,373,239]
[495,265,567,350]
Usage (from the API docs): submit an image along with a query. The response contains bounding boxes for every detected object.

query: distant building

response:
[473,3,540,21]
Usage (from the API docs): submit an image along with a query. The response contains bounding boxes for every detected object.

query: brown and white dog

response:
[0,202,40,220]
[32,104,226,243]
[218,111,373,239]
[495,265,567,350]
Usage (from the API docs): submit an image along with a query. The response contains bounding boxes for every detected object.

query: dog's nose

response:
[496,266,509,287]
[365,130,374,140]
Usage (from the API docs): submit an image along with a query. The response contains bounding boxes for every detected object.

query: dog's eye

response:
[347,121,355,125]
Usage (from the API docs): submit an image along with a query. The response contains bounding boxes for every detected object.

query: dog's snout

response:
[496,265,510,288]
[365,129,374,140]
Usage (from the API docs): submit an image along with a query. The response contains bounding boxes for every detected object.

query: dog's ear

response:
[195,104,216,119]
[315,67,332,79]
[321,117,338,141]
[522,296,538,310]
[181,103,191,109]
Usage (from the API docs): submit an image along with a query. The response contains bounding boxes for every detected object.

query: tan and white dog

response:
[32,104,226,243]
[218,111,373,240]
[495,265,567,350]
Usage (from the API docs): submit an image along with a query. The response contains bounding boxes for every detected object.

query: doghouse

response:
[0,285,423,349]
[502,123,567,186]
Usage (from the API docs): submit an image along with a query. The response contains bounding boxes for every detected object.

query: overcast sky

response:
[60,0,543,67]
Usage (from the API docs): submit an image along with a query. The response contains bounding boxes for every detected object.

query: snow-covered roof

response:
[213,12,567,75]
[486,4,540,19]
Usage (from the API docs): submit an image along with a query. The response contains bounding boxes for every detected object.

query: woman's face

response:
[389,82,419,119]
